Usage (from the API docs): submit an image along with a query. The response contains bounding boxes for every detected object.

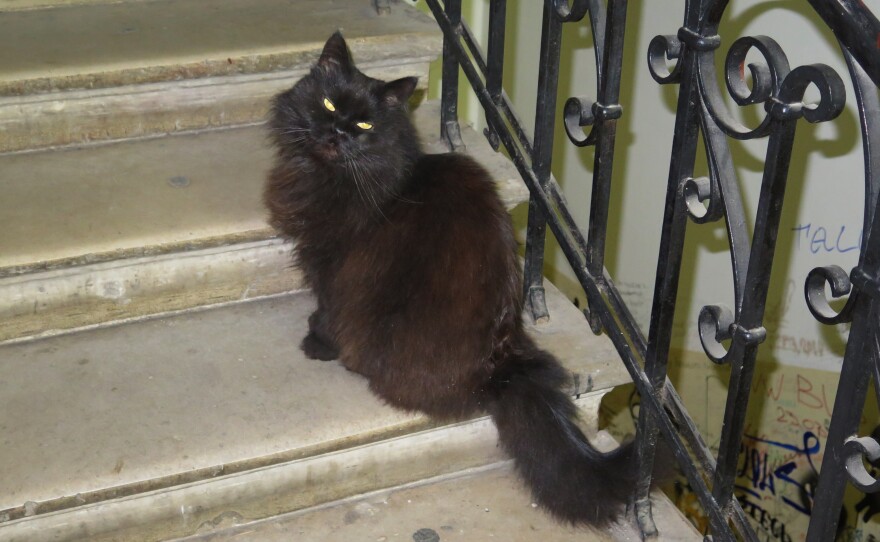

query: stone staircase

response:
[0,1,696,540]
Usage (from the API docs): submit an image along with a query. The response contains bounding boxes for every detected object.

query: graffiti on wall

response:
[602,357,880,540]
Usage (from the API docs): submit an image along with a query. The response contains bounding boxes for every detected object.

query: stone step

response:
[0,280,631,542]
[0,100,528,342]
[0,0,441,152]
[171,461,700,542]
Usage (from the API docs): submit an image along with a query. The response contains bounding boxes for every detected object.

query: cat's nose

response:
[333,126,346,135]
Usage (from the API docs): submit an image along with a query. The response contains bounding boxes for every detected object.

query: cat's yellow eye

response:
[322,97,336,112]
[356,122,373,130]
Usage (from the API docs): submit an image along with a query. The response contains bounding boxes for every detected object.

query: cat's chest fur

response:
[300,186,414,301]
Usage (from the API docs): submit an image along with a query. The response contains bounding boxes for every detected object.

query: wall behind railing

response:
[418,0,879,539]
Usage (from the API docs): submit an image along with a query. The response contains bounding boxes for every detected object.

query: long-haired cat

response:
[264,32,634,526]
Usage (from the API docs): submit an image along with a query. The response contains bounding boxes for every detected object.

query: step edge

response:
[0,57,435,153]
[0,287,299,347]
[0,55,437,109]
[0,411,439,524]
[0,411,505,541]
[0,0,184,13]
[0,228,277,278]
[0,394,611,542]
[0,31,442,97]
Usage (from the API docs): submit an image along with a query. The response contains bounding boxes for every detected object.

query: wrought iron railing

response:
[423,0,880,540]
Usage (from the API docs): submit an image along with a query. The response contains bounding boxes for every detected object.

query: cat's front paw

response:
[300,332,340,361]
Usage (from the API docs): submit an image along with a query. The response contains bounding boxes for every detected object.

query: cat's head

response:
[270,32,420,177]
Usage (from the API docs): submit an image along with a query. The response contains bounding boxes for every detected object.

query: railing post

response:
[440,0,465,152]
[483,0,506,150]
[522,2,564,323]
[585,0,626,332]
[803,6,880,535]
[635,4,703,536]
[806,302,879,540]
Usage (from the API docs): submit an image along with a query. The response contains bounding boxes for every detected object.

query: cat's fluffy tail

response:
[484,338,635,526]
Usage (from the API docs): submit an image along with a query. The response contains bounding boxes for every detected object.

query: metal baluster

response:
[441,0,465,152]
[483,0,506,150]
[584,0,626,334]
[634,0,714,535]
[806,305,879,540]
[522,3,564,323]
[803,5,880,535]
[710,103,809,520]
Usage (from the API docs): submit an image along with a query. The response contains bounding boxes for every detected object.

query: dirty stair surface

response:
[0,280,631,541]
[0,0,443,152]
[0,101,523,274]
[0,100,528,342]
[0,0,463,345]
[174,461,700,542]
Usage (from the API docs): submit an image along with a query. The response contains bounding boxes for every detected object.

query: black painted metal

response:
[423,0,880,539]
[522,3,565,324]
[439,0,465,152]
[803,3,880,537]
[483,0,506,151]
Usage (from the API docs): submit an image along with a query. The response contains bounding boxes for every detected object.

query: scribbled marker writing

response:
[791,223,863,254]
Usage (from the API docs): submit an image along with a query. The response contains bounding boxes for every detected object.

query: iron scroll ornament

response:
[551,0,590,22]
[649,27,846,365]
[648,33,846,135]
[561,0,625,149]
[844,436,880,493]
[804,45,880,326]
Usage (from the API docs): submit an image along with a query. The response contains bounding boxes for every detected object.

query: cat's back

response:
[408,152,507,222]
[391,151,518,283]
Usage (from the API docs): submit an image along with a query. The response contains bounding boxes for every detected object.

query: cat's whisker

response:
[345,157,372,211]
[348,156,390,222]
[355,158,390,221]
[348,156,386,222]
[351,149,420,205]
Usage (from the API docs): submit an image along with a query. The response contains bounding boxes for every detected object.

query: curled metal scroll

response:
[698,35,845,138]
[563,96,623,147]
[844,436,880,493]
[698,304,735,364]
[564,97,598,147]
[682,176,714,222]
[724,37,786,107]
[697,35,791,139]
[647,34,683,85]
[773,64,846,123]
[682,172,726,224]
[550,0,590,22]
[805,265,856,325]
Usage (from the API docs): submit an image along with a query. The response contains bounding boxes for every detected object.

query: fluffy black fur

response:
[264,31,635,526]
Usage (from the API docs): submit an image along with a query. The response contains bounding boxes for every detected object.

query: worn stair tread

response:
[0,100,528,275]
[173,461,699,542]
[0,279,629,520]
[0,0,441,152]
[175,463,618,542]
[0,0,441,97]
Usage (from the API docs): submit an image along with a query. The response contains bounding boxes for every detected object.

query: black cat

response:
[264,31,633,526]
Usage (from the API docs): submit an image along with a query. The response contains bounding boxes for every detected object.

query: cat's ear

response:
[318,31,353,72]
[381,77,418,106]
